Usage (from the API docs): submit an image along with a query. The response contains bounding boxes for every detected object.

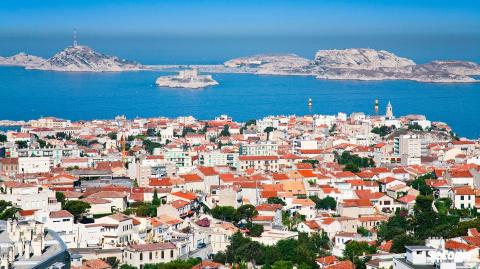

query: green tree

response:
[220,125,231,137]
[132,202,157,217]
[0,200,20,220]
[211,206,237,222]
[245,119,256,127]
[408,123,423,131]
[15,140,28,149]
[357,226,370,237]
[371,126,394,137]
[267,197,286,206]
[318,196,337,210]
[63,200,91,221]
[264,127,276,140]
[448,217,480,238]
[0,134,7,142]
[343,241,376,261]
[271,261,294,269]
[142,258,200,269]
[181,127,195,137]
[409,173,435,195]
[246,222,264,237]
[343,163,360,173]
[310,195,337,210]
[143,139,162,154]
[391,234,424,253]
[107,132,117,140]
[235,204,258,222]
[152,189,161,206]
[377,210,408,242]
[336,151,375,170]
[56,192,66,207]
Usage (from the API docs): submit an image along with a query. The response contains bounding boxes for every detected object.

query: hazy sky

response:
[1,0,479,36]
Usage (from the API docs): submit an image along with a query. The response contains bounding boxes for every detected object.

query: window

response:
[170,250,174,258]
[161,251,164,259]
[149,252,152,260]
[140,253,143,261]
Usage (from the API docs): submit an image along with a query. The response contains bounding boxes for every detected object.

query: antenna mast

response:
[73,29,78,47]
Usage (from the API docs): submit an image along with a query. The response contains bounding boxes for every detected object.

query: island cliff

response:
[221,48,480,83]
[156,69,218,89]
[0,45,144,72]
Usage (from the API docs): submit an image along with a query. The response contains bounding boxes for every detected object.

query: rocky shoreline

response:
[2,47,479,83]
[155,69,218,89]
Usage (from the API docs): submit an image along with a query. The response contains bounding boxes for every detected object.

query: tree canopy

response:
[63,200,91,220]
[214,232,329,269]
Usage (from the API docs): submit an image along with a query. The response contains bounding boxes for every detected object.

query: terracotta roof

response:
[127,242,176,252]
[252,215,274,221]
[192,261,224,269]
[180,173,203,182]
[445,240,477,251]
[341,199,373,207]
[61,190,83,198]
[325,260,355,269]
[107,213,131,222]
[303,220,321,230]
[272,173,290,181]
[378,240,393,252]
[450,170,473,178]
[335,171,357,178]
[49,210,74,219]
[358,215,388,222]
[18,209,38,216]
[197,166,218,176]
[81,197,111,204]
[170,199,190,209]
[316,255,337,265]
[238,155,278,161]
[398,194,417,204]
[88,191,126,199]
[295,163,313,169]
[256,204,283,211]
[292,198,315,206]
[3,181,36,188]
[298,169,317,178]
[75,259,111,269]
[171,191,197,201]
[452,186,475,195]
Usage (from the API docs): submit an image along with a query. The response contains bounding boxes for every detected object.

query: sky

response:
[1,0,479,36]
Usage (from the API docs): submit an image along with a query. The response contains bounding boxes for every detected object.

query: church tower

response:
[386,101,394,119]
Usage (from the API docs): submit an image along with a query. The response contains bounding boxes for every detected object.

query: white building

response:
[395,135,422,165]
[239,142,278,156]
[123,242,179,268]
[18,156,51,173]
[198,150,239,167]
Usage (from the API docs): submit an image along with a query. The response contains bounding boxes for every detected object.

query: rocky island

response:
[155,69,218,89]
[2,45,480,82]
[156,69,218,89]
[0,52,47,67]
[219,48,480,83]
[0,44,144,72]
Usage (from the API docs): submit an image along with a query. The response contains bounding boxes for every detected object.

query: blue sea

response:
[0,34,479,138]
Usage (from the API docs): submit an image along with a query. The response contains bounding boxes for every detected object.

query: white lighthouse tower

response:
[386,101,394,119]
